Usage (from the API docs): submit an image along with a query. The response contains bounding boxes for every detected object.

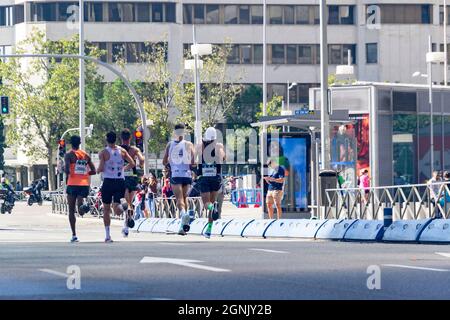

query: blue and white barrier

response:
[343,220,385,241]
[264,219,307,238]
[221,219,255,237]
[288,219,328,238]
[242,219,276,238]
[130,218,147,232]
[382,219,433,242]
[151,218,176,233]
[188,218,209,235]
[210,219,234,236]
[315,219,356,240]
[419,219,450,243]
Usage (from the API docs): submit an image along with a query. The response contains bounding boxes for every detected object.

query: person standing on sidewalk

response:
[97,132,135,242]
[64,135,96,243]
[264,159,285,220]
[359,169,370,203]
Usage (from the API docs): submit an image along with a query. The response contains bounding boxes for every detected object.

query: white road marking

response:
[39,269,69,278]
[382,264,450,272]
[157,242,186,246]
[140,257,231,273]
[435,252,450,258]
[249,248,288,254]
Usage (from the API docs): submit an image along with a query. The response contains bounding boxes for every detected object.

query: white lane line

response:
[157,242,186,246]
[39,269,69,278]
[140,257,231,273]
[382,264,450,272]
[249,248,288,254]
[436,252,450,258]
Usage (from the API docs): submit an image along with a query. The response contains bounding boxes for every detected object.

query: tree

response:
[227,84,263,125]
[176,44,243,131]
[0,30,103,189]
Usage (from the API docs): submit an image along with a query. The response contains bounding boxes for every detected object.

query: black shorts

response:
[199,176,222,193]
[66,185,90,198]
[170,177,192,186]
[101,178,126,204]
[124,176,139,192]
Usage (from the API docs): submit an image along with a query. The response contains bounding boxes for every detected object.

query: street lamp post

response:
[445,0,448,85]
[260,0,267,218]
[414,36,445,176]
[184,26,212,146]
[319,0,330,170]
[79,0,85,149]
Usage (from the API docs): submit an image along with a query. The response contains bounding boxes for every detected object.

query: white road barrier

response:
[264,219,307,238]
[130,218,147,232]
[151,218,177,233]
[382,218,433,242]
[343,220,385,241]
[137,218,160,232]
[188,218,209,235]
[241,219,276,238]
[315,219,355,240]
[221,219,255,237]
[419,219,450,243]
[210,219,234,236]
[287,219,328,238]
[166,219,182,233]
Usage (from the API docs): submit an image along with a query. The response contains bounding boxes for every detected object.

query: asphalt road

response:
[1,203,450,300]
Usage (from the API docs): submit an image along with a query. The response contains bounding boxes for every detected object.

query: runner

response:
[64,135,96,243]
[196,127,226,239]
[97,131,136,242]
[162,123,195,235]
[120,128,145,236]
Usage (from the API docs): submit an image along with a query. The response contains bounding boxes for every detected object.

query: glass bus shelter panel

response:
[330,124,357,187]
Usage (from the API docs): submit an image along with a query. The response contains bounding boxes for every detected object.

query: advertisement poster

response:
[267,135,308,210]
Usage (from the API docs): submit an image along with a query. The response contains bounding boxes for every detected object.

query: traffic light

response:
[134,127,144,152]
[58,139,66,158]
[1,96,9,114]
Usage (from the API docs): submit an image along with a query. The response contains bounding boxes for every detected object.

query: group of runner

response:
[64,124,225,243]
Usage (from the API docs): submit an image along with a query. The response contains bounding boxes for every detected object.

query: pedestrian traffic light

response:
[134,127,144,152]
[1,96,9,114]
[58,139,66,158]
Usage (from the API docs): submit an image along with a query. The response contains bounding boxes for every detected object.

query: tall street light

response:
[260,0,267,218]
[445,0,448,85]
[413,36,445,176]
[319,0,330,170]
[79,0,85,148]
[185,25,212,145]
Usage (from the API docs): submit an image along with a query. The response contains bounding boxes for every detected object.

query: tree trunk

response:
[47,146,55,191]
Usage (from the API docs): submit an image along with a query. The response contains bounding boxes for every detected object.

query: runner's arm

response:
[86,155,97,175]
[162,143,170,167]
[97,150,105,174]
[64,153,71,176]
[135,147,145,169]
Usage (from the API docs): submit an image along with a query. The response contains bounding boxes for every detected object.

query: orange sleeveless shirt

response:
[67,149,90,186]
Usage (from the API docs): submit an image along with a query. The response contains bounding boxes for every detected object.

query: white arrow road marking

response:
[436,252,450,258]
[382,264,450,272]
[39,269,69,278]
[249,248,288,254]
[140,257,230,273]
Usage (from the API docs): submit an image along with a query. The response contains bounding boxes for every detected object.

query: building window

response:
[253,45,263,64]
[108,3,122,22]
[329,45,342,65]
[193,4,204,24]
[239,5,250,24]
[377,4,432,24]
[122,3,135,22]
[286,45,297,64]
[183,4,193,24]
[296,6,309,24]
[224,5,238,24]
[14,5,24,24]
[165,3,176,22]
[271,45,285,64]
[206,5,219,24]
[366,43,378,64]
[227,45,240,64]
[269,6,283,24]
[152,3,163,22]
[284,6,295,24]
[240,44,252,64]
[328,5,339,24]
[298,45,313,64]
[86,2,103,22]
[343,44,356,64]
[251,5,263,24]
[339,6,354,25]
[137,3,150,22]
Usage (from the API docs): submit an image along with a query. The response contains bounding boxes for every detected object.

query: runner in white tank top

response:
[163,124,194,235]
[97,132,135,242]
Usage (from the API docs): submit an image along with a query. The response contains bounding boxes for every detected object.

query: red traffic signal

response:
[134,128,144,152]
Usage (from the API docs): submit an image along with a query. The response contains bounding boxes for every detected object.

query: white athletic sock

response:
[105,226,110,239]
[180,209,186,217]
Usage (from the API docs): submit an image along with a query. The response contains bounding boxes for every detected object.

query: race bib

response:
[203,164,217,177]
[74,160,87,175]
[124,170,134,177]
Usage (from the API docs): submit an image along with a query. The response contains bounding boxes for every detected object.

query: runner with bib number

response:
[197,127,226,239]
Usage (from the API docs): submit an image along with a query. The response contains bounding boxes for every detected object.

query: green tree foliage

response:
[0,30,103,189]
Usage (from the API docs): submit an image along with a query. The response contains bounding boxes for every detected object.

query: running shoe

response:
[105,237,114,243]
[181,212,191,233]
[122,228,129,238]
[70,236,79,243]
[204,222,212,239]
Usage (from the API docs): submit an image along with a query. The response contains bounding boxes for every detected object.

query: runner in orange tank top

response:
[64,135,96,243]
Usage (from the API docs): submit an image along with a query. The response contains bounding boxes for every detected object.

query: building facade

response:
[1,0,450,185]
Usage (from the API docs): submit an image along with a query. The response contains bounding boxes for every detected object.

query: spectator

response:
[359,169,370,202]
[146,172,158,217]
[161,168,173,198]
[429,171,443,218]
[15,181,22,192]
[263,159,285,220]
